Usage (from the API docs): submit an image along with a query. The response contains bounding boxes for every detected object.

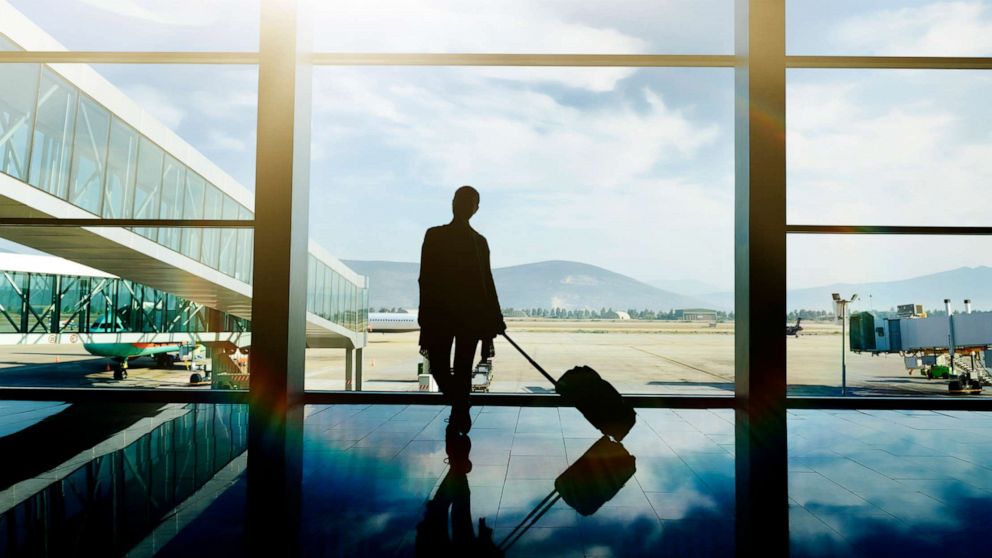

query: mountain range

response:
[343,260,713,312]
[344,260,992,314]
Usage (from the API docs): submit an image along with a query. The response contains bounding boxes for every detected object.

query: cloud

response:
[122,84,186,128]
[832,1,992,55]
[77,0,221,26]
[313,69,720,194]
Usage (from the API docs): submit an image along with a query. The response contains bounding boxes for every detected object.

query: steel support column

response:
[247,0,311,555]
[345,347,353,391]
[735,1,789,555]
[355,347,363,391]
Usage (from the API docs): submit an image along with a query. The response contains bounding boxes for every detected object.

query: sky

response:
[5,1,992,292]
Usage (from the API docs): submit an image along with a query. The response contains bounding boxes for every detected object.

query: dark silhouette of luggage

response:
[501,333,636,441]
[498,436,636,553]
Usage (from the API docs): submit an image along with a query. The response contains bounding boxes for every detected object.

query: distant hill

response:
[694,266,992,313]
[786,266,992,312]
[343,259,716,312]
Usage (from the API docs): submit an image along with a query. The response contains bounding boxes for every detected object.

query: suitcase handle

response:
[501,333,558,387]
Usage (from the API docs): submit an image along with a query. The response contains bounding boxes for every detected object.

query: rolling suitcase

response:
[501,333,636,441]
[497,435,637,553]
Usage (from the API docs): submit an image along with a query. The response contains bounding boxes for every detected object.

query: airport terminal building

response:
[1,1,991,557]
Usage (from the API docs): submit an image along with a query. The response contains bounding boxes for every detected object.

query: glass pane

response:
[101,117,138,219]
[788,234,992,398]
[218,196,239,277]
[790,410,992,556]
[312,0,734,54]
[0,62,40,182]
[132,137,163,240]
[67,96,111,215]
[200,184,222,269]
[788,69,992,226]
[180,173,206,261]
[28,69,77,199]
[5,0,259,51]
[158,155,186,251]
[307,66,734,393]
[788,0,992,56]
[236,206,252,283]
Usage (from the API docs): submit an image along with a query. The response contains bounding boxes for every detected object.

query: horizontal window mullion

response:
[788,225,992,235]
[788,55,992,70]
[788,397,992,411]
[311,53,736,67]
[0,218,254,228]
[0,51,259,64]
[0,386,249,403]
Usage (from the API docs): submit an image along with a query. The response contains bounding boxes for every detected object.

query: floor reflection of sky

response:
[788,410,992,558]
[299,405,737,557]
[134,406,990,557]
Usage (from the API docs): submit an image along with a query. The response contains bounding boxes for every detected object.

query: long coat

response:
[418,222,504,347]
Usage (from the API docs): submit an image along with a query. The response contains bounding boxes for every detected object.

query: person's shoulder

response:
[424,225,446,238]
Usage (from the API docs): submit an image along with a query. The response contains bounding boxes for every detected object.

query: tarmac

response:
[0,319,982,396]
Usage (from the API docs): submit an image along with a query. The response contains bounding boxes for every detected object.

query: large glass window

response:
[66,96,111,215]
[306,66,734,393]
[28,69,77,199]
[0,62,40,182]
[101,118,138,219]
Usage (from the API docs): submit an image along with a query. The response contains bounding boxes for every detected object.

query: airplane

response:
[83,316,188,379]
[367,312,420,333]
[785,317,803,337]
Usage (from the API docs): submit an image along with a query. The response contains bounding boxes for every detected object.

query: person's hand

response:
[497,318,507,334]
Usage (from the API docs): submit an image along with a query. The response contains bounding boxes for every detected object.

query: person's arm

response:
[418,229,438,330]
[481,237,506,334]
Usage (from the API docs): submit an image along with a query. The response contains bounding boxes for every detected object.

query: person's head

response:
[452,185,480,222]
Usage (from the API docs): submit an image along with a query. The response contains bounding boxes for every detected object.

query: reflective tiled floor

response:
[2,402,991,557]
[788,409,992,558]
[294,405,735,557]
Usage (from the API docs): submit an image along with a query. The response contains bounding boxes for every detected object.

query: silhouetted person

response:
[419,185,505,433]
[415,430,502,557]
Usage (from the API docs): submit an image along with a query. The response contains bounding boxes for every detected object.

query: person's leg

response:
[452,335,479,406]
[426,332,455,399]
[447,335,479,433]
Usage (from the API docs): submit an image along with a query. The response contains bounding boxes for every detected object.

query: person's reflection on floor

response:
[415,427,502,557]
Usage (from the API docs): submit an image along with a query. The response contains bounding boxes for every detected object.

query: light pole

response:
[832,293,859,396]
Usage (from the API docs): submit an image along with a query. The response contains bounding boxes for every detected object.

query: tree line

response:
[501,307,734,320]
